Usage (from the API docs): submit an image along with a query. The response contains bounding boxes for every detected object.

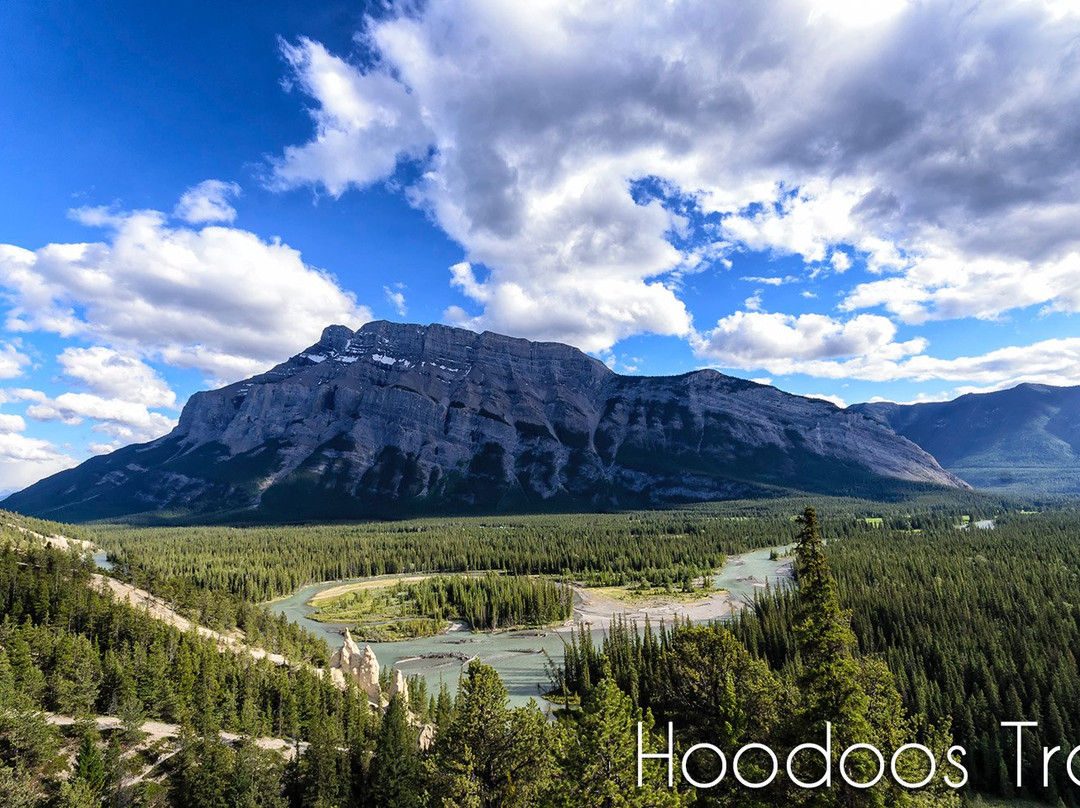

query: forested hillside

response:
[4,499,1077,806]
[852,384,1080,495]
[89,494,1009,601]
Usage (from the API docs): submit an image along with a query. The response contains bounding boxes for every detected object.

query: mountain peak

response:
[3,321,964,522]
[318,323,355,351]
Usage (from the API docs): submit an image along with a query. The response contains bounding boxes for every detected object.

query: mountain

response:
[3,321,965,521]
[850,383,1080,495]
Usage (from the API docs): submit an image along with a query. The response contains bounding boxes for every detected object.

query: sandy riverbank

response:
[309,574,438,605]
[568,584,740,626]
[299,550,794,636]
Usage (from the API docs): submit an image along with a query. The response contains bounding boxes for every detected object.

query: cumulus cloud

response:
[0,344,28,380]
[269,38,433,195]
[58,347,176,409]
[841,251,1080,324]
[695,311,926,371]
[25,392,177,443]
[0,413,26,433]
[698,310,1080,389]
[0,432,77,496]
[0,196,370,384]
[270,0,1080,354]
[0,393,81,493]
[174,180,241,224]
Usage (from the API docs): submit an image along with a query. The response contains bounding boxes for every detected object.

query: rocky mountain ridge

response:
[851,383,1080,495]
[3,321,965,521]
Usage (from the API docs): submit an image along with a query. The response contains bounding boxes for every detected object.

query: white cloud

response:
[0,413,26,433]
[841,250,1080,324]
[25,392,177,443]
[830,251,851,272]
[0,434,77,497]
[174,180,241,224]
[269,0,1080,356]
[806,392,848,408]
[0,389,47,405]
[885,339,1080,388]
[740,275,798,286]
[805,0,908,29]
[269,38,433,195]
[0,344,28,380]
[720,179,906,272]
[695,310,926,371]
[383,284,408,317]
[0,195,370,384]
[58,347,176,409]
[699,313,1080,389]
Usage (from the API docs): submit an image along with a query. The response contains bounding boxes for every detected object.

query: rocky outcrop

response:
[327,639,434,747]
[2,321,967,521]
[417,724,435,751]
[328,629,381,705]
[389,668,409,705]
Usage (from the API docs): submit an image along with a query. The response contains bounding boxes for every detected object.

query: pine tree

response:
[291,716,347,808]
[171,734,234,808]
[553,678,687,808]
[367,695,423,808]
[73,731,106,797]
[56,779,99,808]
[430,663,554,807]
[52,634,101,716]
[0,646,14,707]
[8,631,46,707]
[791,507,959,808]
[229,738,286,808]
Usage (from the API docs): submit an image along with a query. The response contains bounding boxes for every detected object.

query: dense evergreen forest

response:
[738,508,1080,804]
[312,573,573,639]
[3,494,1077,806]
[91,492,1011,603]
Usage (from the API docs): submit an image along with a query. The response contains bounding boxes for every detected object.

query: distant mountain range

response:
[851,384,1080,496]
[2,321,965,522]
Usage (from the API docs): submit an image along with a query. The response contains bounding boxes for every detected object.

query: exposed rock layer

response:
[3,321,965,520]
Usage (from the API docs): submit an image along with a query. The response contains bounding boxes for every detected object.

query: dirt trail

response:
[6,520,293,669]
[89,575,289,667]
[4,522,97,554]
[11,519,350,694]
[46,713,308,768]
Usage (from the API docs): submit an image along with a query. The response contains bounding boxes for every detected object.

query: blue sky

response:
[1,0,1079,493]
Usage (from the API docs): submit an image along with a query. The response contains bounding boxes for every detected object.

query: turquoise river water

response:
[265,545,791,708]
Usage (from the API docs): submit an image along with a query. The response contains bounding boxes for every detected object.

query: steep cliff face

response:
[852,383,1080,495]
[3,321,966,521]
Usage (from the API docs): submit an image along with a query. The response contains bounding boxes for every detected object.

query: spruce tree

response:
[367,695,423,808]
[430,663,553,807]
[73,731,106,797]
[553,678,687,808]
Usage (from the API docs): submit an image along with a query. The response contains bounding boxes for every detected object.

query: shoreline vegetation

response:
[300,549,795,642]
[306,572,573,641]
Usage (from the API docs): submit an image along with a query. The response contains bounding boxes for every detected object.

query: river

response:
[265,545,792,707]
